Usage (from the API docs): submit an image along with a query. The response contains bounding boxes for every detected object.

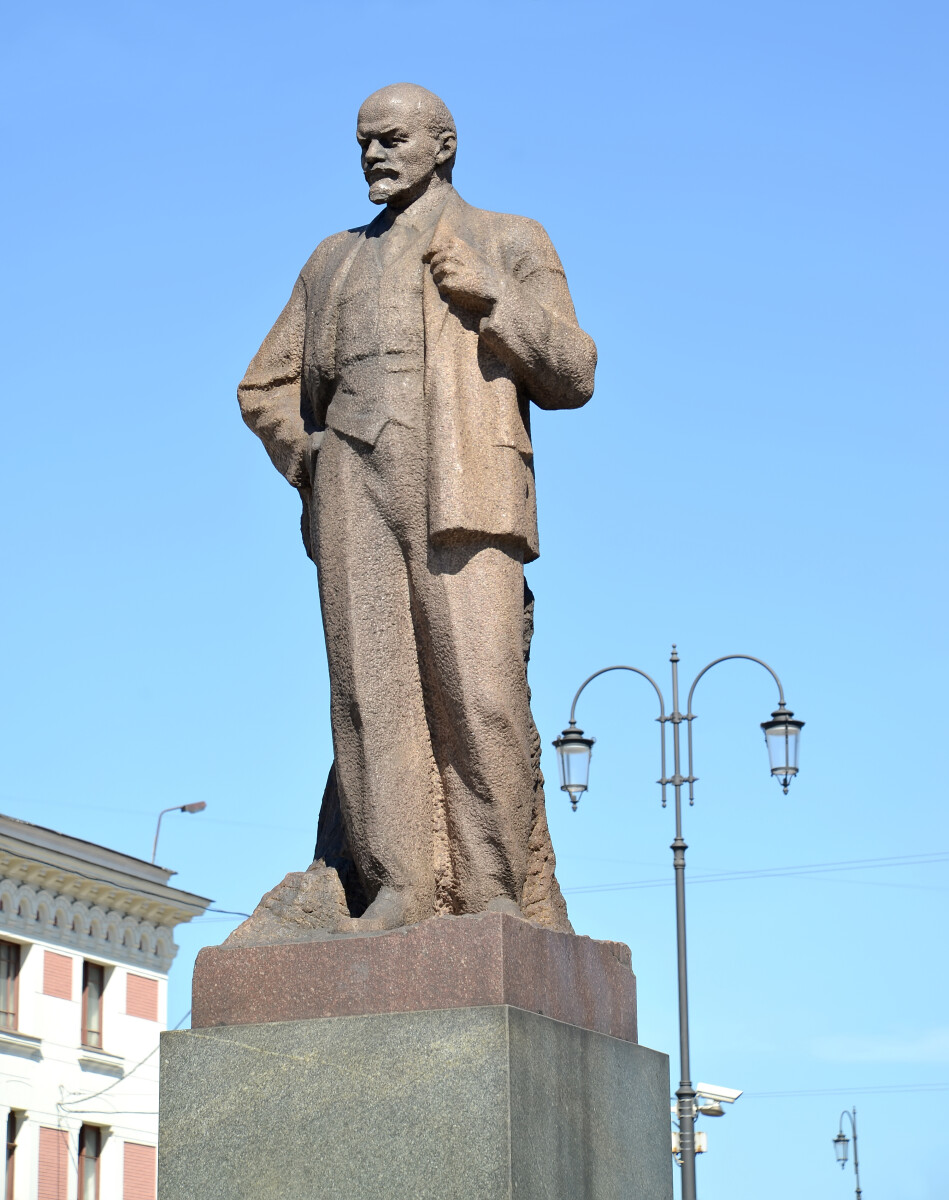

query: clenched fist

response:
[423,233,506,315]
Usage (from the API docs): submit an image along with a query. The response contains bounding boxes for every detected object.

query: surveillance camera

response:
[694,1082,742,1104]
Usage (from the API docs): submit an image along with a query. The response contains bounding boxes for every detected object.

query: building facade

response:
[0,815,209,1200]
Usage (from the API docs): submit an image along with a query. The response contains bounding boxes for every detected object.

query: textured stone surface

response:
[159,1006,671,1200]
[193,911,637,1041]
[235,84,595,937]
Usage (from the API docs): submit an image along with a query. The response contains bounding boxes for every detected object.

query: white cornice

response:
[0,851,205,926]
[0,814,210,908]
[0,815,213,971]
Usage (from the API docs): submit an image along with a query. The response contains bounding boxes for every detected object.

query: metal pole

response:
[847,1109,862,1200]
[670,645,697,1200]
[151,810,169,864]
[563,648,791,1200]
[152,805,188,864]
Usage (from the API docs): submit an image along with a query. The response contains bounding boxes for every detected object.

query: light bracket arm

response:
[684,654,787,804]
[568,665,669,808]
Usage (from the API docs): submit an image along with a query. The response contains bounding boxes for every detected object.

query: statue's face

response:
[357,92,444,207]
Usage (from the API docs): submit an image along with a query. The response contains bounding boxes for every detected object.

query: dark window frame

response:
[81,961,105,1049]
[0,940,20,1031]
[4,1111,18,1200]
[78,1124,102,1200]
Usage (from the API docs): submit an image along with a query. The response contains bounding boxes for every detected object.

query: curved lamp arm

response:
[685,655,787,804]
[834,1108,861,1198]
[568,665,669,807]
[151,801,207,864]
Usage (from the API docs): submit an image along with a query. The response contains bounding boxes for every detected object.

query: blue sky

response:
[3,2,947,1196]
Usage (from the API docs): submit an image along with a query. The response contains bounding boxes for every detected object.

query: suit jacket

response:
[237,189,596,563]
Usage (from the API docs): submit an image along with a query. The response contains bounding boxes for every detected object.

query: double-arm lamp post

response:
[553,646,803,1200]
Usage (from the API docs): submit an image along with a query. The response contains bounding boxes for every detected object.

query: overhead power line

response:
[562,850,949,895]
[59,1009,191,1110]
[748,1081,949,1099]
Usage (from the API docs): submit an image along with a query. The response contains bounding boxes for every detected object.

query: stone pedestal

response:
[190,911,638,1039]
[159,916,672,1200]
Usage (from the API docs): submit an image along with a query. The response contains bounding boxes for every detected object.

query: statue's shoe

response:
[347,886,420,932]
[484,895,523,918]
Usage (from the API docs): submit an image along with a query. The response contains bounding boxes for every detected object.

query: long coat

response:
[238,189,596,562]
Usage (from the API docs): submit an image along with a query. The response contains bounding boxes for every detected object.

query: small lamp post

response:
[554,646,802,1200]
[151,802,207,864]
[833,1108,862,1200]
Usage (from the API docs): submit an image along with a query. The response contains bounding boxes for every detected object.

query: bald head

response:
[360,84,456,145]
[357,84,457,209]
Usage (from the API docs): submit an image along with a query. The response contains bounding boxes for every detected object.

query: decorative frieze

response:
[0,876,178,971]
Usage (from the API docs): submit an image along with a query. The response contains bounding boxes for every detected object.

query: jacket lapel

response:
[312,220,379,412]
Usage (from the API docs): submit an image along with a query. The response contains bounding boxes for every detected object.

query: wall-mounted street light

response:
[151,802,207,864]
[553,646,803,1200]
[833,1108,862,1200]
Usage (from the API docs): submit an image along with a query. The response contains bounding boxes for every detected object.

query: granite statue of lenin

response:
[236,84,596,938]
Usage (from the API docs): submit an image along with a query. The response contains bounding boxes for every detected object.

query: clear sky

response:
[3,2,947,1197]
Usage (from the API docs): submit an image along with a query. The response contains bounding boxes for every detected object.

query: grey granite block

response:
[159,1005,671,1200]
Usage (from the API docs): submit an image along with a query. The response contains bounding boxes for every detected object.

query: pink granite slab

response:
[191,912,637,1042]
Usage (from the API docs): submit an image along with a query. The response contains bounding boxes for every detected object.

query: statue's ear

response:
[435,130,456,167]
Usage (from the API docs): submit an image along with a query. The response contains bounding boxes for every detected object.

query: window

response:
[0,940,19,1030]
[81,962,104,1048]
[4,1112,18,1200]
[123,1143,156,1200]
[78,1126,101,1200]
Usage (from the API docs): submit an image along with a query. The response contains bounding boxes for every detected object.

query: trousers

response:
[312,421,535,919]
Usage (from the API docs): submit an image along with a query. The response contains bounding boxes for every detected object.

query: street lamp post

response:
[151,802,207,864]
[553,646,803,1200]
[833,1108,862,1200]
